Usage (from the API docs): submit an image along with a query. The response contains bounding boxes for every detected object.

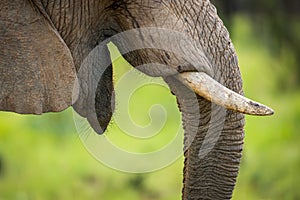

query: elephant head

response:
[0,0,273,199]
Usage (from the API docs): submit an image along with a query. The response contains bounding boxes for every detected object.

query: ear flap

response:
[0,0,76,114]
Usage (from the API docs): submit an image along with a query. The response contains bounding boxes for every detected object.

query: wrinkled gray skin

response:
[0,0,244,199]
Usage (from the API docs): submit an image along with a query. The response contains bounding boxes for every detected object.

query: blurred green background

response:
[1,3,300,200]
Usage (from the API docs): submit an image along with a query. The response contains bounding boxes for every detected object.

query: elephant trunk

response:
[166,75,245,199]
[171,1,245,199]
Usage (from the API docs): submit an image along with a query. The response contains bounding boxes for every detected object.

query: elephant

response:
[0,0,273,199]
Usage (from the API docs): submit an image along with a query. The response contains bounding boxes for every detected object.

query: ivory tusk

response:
[178,72,274,116]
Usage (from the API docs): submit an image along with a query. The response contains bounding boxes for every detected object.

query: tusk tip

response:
[260,107,274,116]
[265,108,274,116]
[249,101,274,116]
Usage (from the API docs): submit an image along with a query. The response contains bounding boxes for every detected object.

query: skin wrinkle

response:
[169,1,189,31]
[50,0,55,20]
[61,0,68,38]
[58,0,62,31]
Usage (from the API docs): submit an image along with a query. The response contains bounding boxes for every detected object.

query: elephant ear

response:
[0,0,76,114]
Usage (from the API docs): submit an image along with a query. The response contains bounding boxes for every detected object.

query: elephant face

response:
[0,0,273,199]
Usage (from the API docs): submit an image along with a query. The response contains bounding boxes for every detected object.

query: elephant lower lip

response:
[87,114,106,135]
[178,72,274,116]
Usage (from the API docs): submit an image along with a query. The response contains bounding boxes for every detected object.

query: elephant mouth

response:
[178,72,274,116]
[72,26,274,136]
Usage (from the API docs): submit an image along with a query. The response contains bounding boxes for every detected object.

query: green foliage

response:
[0,15,299,200]
[0,110,183,200]
[232,16,300,200]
